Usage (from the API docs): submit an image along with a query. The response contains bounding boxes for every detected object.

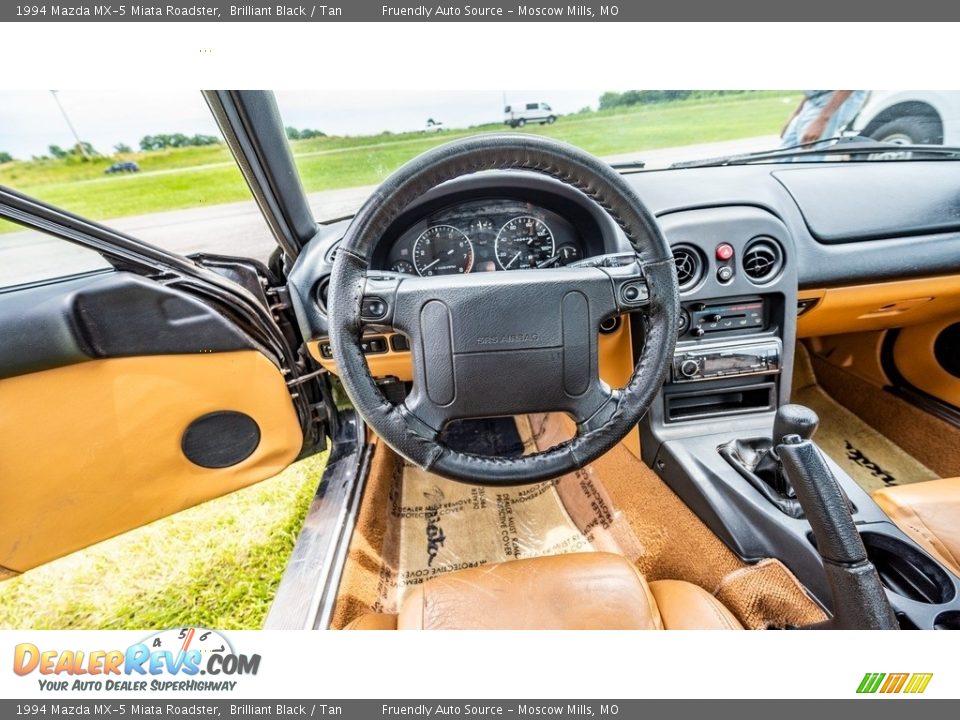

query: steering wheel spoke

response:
[575,385,622,437]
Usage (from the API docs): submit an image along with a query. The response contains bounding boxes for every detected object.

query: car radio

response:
[679,297,766,338]
[672,339,782,383]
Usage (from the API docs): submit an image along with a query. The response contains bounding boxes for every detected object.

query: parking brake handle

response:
[777,429,899,629]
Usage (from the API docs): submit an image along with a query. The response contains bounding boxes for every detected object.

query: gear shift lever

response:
[759,405,820,496]
[773,404,819,445]
[720,404,821,518]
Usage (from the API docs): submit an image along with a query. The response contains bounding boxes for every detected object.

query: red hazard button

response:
[716,243,734,261]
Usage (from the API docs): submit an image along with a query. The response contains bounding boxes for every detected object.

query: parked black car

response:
[104,161,140,174]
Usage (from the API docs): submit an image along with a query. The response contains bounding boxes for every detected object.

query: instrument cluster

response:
[379,198,586,276]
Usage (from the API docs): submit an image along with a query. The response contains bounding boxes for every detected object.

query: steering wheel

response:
[327,135,679,484]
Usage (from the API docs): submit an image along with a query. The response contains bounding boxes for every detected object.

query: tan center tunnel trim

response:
[0,351,303,573]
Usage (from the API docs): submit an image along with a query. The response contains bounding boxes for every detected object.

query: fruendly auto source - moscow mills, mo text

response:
[381,5,619,17]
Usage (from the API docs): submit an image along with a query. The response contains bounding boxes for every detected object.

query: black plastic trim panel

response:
[0,272,257,380]
[773,162,960,244]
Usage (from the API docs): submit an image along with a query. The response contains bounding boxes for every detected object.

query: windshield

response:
[273,89,959,217]
[3,90,957,241]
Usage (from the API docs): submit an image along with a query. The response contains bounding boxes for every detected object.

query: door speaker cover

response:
[182,411,261,468]
[934,323,960,379]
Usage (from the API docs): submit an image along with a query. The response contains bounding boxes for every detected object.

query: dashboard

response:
[377,198,589,276]
[288,161,960,367]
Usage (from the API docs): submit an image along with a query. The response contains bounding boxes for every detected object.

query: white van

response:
[504,102,557,128]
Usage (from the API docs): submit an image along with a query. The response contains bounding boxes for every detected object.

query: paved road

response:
[1,135,778,286]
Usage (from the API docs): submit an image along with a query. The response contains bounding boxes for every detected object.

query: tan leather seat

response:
[873,477,960,576]
[343,552,742,630]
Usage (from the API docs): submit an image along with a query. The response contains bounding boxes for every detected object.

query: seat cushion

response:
[343,612,398,630]
[648,580,743,629]
[344,554,743,630]
[397,552,662,630]
[873,477,960,576]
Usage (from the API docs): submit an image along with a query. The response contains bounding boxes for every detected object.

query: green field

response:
[0,453,326,630]
[0,92,797,228]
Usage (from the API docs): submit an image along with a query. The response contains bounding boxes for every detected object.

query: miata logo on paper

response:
[856,672,933,694]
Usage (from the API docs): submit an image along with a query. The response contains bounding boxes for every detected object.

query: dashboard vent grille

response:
[672,245,704,292]
[742,238,783,284]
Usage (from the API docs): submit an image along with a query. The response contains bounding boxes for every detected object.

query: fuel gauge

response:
[391,260,416,275]
[556,245,581,265]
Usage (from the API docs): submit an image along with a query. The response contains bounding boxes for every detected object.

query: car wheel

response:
[546,115,556,124]
[867,116,943,159]
[516,118,526,128]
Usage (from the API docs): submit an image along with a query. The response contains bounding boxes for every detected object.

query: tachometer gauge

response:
[495,216,555,270]
[413,225,475,276]
[391,260,416,275]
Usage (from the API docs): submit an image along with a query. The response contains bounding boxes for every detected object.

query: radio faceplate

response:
[672,339,782,383]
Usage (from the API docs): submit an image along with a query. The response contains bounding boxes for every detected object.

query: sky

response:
[0,89,608,159]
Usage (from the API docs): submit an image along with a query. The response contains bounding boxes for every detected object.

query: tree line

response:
[1,125,328,164]
[598,90,752,110]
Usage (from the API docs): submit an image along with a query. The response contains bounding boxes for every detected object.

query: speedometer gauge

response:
[495,216,556,270]
[413,225,474,276]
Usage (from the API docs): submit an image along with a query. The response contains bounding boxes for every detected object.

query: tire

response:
[869,116,942,146]
[516,118,526,128]
[546,115,556,124]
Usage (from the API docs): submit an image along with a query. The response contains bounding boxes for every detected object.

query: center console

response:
[637,205,960,629]
[641,205,796,445]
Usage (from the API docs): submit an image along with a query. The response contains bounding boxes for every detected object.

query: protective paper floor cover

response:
[378,414,641,610]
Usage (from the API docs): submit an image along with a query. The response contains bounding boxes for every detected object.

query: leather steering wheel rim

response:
[327,134,679,484]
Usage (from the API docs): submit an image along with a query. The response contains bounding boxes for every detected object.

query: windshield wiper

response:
[669,136,960,169]
[608,159,646,171]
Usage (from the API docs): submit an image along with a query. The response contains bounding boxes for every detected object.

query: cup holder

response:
[934,611,960,630]
[860,531,956,605]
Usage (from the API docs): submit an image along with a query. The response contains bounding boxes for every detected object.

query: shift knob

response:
[773,404,819,444]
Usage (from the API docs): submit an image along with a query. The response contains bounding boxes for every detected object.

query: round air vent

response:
[672,244,705,292]
[316,276,330,314]
[742,238,784,284]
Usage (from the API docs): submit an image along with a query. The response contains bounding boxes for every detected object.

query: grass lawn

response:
[0,92,798,229]
[0,453,326,630]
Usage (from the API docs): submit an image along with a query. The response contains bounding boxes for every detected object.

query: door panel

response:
[893,319,960,408]
[0,271,304,574]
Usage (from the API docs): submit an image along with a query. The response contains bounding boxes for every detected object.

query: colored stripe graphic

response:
[857,673,885,693]
[857,672,932,694]
[881,673,909,693]
[904,673,933,694]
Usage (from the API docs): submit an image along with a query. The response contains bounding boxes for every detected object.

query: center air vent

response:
[742,238,784,284]
[672,245,705,292]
